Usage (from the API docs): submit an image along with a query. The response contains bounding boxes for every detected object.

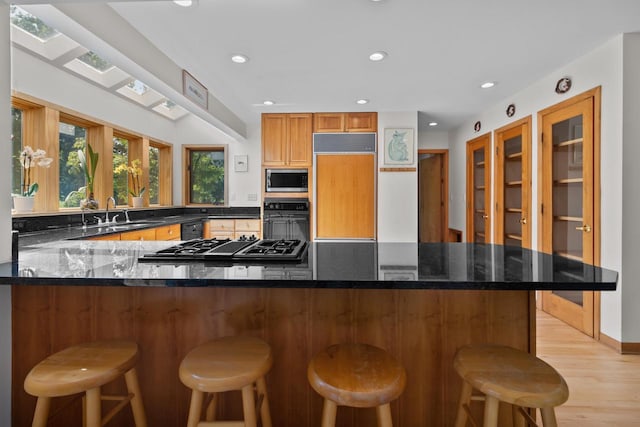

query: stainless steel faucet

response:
[123,209,131,223]
[105,196,116,224]
[81,208,88,230]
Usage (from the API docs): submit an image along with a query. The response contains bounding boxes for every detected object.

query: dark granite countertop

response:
[0,241,618,290]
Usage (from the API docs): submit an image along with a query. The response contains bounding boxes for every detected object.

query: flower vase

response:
[80,193,99,210]
[132,196,144,208]
[13,196,35,213]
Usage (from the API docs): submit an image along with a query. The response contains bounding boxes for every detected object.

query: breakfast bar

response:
[1,241,617,427]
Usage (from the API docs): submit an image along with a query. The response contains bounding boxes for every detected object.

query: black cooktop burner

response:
[139,238,307,263]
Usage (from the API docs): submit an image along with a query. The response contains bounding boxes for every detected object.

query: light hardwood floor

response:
[536,310,640,426]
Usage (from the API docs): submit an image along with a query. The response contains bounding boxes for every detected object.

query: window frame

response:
[149,140,173,206]
[182,145,228,207]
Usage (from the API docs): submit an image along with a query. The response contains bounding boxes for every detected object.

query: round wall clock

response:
[474,121,481,132]
[506,104,516,117]
[555,77,572,94]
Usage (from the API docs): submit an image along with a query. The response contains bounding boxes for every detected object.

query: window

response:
[11,107,22,196]
[185,146,226,205]
[149,146,159,205]
[113,136,129,205]
[10,6,59,41]
[59,121,87,208]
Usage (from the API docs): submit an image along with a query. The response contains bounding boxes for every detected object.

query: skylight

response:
[162,100,177,109]
[127,80,149,95]
[77,51,113,73]
[10,6,59,41]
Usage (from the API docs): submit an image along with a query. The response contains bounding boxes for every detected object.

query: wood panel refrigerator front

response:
[316,154,375,239]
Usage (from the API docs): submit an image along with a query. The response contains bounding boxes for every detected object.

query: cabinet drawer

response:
[120,228,156,241]
[209,220,235,231]
[210,231,235,240]
[156,224,180,241]
[235,219,261,232]
[233,231,260,240]
[89,233,120,241]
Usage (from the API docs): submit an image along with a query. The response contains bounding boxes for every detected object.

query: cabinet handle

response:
[575,224,592,233]
[482,214,489,219]
[520,218,527,224]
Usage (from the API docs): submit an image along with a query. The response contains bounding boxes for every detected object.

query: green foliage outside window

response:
[113,137,129,205]
[149,146,159,204]
[190,150,224,205]
[10,6,59,40]
[11,108,22,196]
[59,123,87,208]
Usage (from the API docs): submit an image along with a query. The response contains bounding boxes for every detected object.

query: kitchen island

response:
[1,241,617,427]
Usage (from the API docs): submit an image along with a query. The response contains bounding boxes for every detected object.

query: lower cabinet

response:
[207,219,261,240]
[88,224,181,241]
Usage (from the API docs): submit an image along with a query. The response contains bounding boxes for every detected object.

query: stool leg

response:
[376,403,393,427]
[205,392,217,421]
[321,399,337,427]
[256,377,272,427]
[124,367,148,427]
[31,397,51,427]
[454,381,473,427]
[241,383,257,427]
[540,407,559,427]
[187,390,204,427]
[483,395,500,427]
[85,387,101,427]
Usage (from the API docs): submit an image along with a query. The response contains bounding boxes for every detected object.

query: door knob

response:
[482,214,489,219]
[519,218,527,224]
[575,224,592,233]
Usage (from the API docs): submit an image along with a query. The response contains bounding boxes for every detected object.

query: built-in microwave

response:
[265,169,308,193]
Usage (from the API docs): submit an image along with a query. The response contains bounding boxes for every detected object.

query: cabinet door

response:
[540,89,600,337]
[287,113,312,166]
[466,134,491,243]
[313,113,345,133]
[120,228,156,241]
[155,224,180,241]
[494,117,531,248]
[345,112,377,132]
[89,233,120,241]
[262,114,287,166]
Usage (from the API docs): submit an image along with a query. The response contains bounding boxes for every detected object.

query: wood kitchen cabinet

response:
[206,219,261,240]
[262,113,312,167]
[313,112,377,133]
[154,224,181,241]
[120,228,157,241]
[88,223,181,241]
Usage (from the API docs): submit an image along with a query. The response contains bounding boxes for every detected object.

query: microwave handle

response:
[266,175,271,188]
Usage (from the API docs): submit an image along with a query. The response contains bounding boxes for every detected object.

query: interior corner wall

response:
[1,5,13,425]
[377,112,419,242]
[448,35,624,341]
[621,33,640,343]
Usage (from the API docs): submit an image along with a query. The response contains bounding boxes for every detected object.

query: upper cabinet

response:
[262,113,313,167]
[313,112,377,133]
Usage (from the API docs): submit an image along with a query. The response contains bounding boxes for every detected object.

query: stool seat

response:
[454,344,569,409]
[179,335,272,392]
[25,340,139,398]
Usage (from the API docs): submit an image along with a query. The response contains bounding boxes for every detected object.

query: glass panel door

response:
[540,92,598,337]
[466,134,491,243]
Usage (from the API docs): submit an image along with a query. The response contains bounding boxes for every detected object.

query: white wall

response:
[377,112,419,242]
[1,6,13,426]
[11,47,262,207]
[418,128,449,150]
[448,35,625,341]
[621,33,640,342]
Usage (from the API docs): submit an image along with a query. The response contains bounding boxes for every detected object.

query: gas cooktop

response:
[139,238,308,263]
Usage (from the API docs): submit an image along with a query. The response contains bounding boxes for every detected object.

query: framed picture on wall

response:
[383,128,414,165]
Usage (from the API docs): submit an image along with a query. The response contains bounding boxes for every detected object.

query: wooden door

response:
[466,134,491,243]
[316,154,375,239]
[419,152,448,242]
[287,113,312,166]
[539,88,601,337]
[313,113,345,133]
[494,116,532,248]
[262,114,287,166]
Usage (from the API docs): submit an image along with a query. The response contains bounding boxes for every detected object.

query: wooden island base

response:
[12,285,534,427]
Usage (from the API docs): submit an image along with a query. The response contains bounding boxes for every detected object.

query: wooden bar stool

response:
[24,340,147,427]
[453,344,569,427]
[307,343,406,427]
[179,336,273,427]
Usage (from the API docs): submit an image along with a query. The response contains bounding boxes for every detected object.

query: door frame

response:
[537,86,602,339]
[466,133,492,243]
[418,149,449,242]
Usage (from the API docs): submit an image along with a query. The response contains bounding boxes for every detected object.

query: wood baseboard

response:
[600,332,640,354]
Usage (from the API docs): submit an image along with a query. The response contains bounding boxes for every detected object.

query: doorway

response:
[418,150,448,242]
[538,87,601,338]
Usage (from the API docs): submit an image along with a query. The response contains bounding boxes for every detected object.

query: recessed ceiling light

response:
[429,122,438,127]
[263,100,275,106]
[231,54,249,64]
[173,0,193,6]
[356,99,369,105]
[480,81,496,89]
[369,51,388,62]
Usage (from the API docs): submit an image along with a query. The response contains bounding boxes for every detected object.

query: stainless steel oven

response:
[265,169,308,193]
[263,198,310,241]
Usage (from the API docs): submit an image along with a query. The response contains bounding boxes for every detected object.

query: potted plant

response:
[78,144,99,210]
[115,158,145,207]
[13,146,52,212]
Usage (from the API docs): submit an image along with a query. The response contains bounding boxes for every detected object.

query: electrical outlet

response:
[247,193,258,201]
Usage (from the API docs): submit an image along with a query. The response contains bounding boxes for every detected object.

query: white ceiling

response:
[11,0,640,131]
